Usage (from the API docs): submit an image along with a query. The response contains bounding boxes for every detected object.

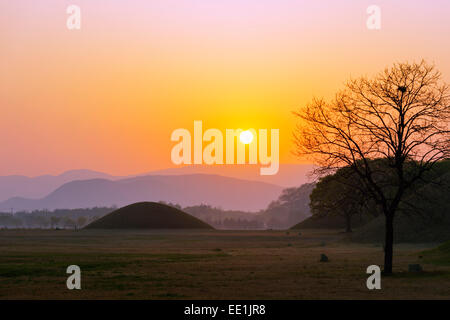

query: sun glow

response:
[240,130,253,144]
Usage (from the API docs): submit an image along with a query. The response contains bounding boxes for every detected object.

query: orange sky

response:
[1,0,450,176]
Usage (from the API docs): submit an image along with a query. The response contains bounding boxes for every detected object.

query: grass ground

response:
[0,229,449,299]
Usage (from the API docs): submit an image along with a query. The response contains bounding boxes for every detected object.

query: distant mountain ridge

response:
[0,169,121,202]
[0,164,312,204]
[0,174,283,212]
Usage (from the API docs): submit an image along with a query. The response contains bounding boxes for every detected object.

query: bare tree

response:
[293,60,450,273]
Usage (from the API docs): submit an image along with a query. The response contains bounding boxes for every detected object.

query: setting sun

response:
[240,130,254,144]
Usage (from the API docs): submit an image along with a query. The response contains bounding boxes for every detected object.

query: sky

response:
[1,0,450,176]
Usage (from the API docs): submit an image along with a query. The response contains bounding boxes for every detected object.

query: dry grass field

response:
[0,229,449,299]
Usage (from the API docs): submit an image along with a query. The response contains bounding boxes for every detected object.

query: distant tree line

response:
[309,159,450,233]
[0,183,316,230]
[0,207,114,229]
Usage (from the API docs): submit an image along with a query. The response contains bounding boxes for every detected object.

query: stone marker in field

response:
[408,264,423,272]
[320,254,329,262]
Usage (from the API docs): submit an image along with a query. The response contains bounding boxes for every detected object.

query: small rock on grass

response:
[408,264,423,273]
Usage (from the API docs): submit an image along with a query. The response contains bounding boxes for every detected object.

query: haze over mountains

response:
[0,164,312,212]
[146,164,314,187]
[0,174,283,212]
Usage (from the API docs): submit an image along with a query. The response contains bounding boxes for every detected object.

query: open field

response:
[0,229,449,299]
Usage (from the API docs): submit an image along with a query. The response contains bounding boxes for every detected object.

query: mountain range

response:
[0,169,121,202]
[0,174,283,212]
[0,164,314,212]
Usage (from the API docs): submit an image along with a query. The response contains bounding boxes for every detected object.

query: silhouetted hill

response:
[290,160,450,239]
[349,213,450,243]
[349,170,450,243]
[85,202,213,229]
[0,174,282,211]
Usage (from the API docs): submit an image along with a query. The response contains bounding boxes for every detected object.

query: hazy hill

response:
[0,174,283,212]
[147,164,314,187]
[296,168,450,242]
[85,202,213,229]
[0,169,120,202]
[260,183,315,229]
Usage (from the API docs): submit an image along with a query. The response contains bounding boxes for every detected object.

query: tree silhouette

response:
[294,61,450,273]
[309,167,369,233]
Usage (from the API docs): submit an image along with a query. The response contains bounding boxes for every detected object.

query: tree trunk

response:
[383,213,394,274]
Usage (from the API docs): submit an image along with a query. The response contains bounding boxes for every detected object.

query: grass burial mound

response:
[290,215,370,231]
[350,213,450,244]
[421,241,450,266]
[85,202,213,229]
[291,213,450,243]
